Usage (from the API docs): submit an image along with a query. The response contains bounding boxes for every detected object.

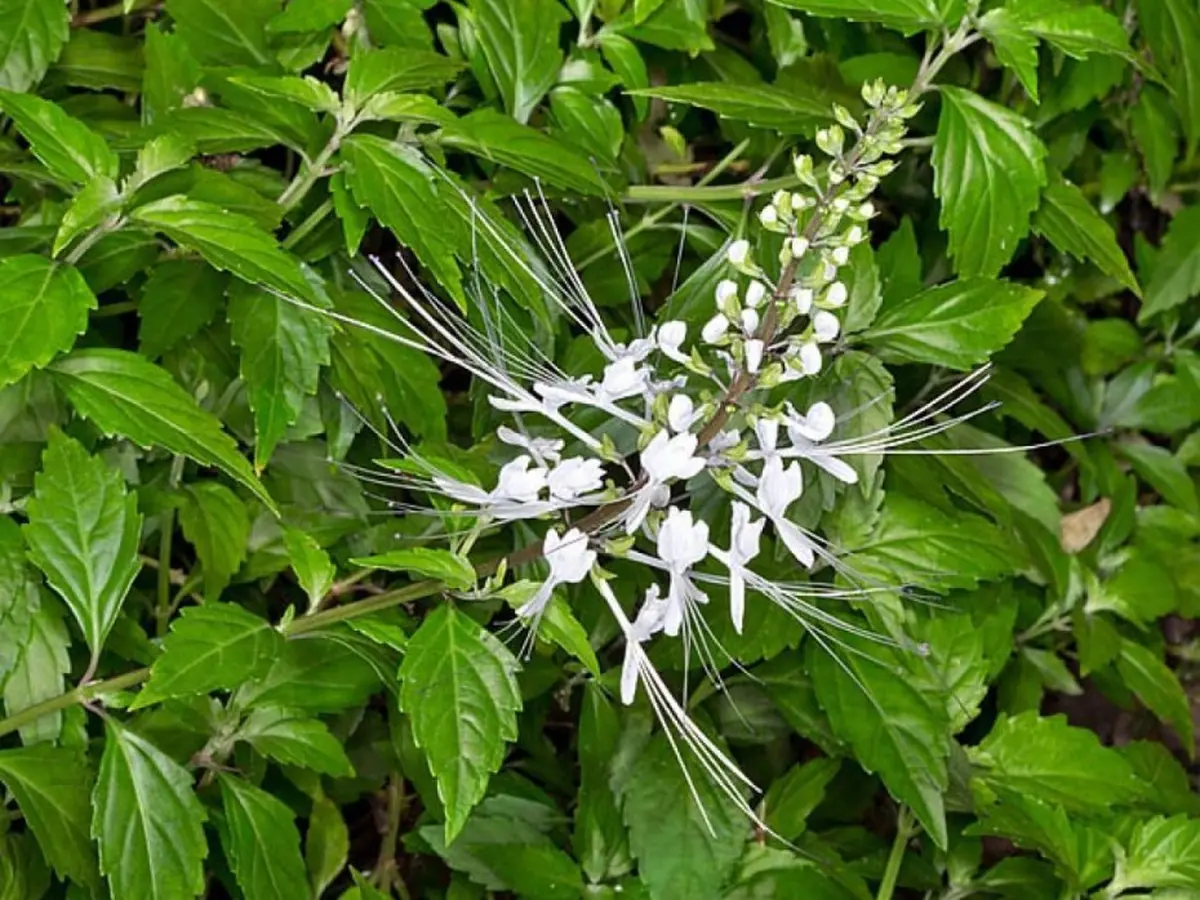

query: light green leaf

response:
[979,8,1040,99]
[0,88,117,184]
[470,0,566,123]
[932,88,1047,278]
[763,757,841,843]
[228,281,332,469]
[0,745,98,887]
[165,0,274,67]
[50,28,144,92]
[93,721,208,900]
[1116,638,1195,758]
[399,604,522,842]
[0,0,68,92]
[53,175,122,256]
[596,32,649,120]
[1033,175,1140,294]
[48,348,276,511]
[0,518,35,688]
[128,133,196,190]
[344,46,464,103]
[1111,816,1200,894]
[1119,441,1199,515]
[236,705,355,777]
[865,278,1043,369]
[352,547,476,590]
[496,580,601,677]
[134,603,282,708]
[305,795,350,896]
[23,430,142,666]
[268,0,354,33]
[178,481,251,601]
[1138,0,1200,153]
[141,25,200,124]
[137,259,228,359]
[283,528,336,612]
[769,0,957,34]
[0,255,96,389]
[2,593,70,746]
[229,73,341,112]
[1139,206,1200,321]
[218,774,310,900]
[630,82,833,132]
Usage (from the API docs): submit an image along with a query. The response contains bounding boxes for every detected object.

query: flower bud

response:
[846,225,864,244]
[715,278,738,306]
[744,339,764,373]
[702,314,730,344]
[759,205,780,229]
[741,308,760,334]
[813,310,840,342]
[823,281,848,308]
[799,341,822,375]
[789,236,810,258]
[857,202,875,220]
[792,287,814,315]
[831,246,850,266]
[744,280,767,308]
[727,239,751,267]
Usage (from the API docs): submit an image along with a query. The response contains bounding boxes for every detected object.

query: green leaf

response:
[48,348,276,511]
[165,0,274,67]
[2,594,70,746]
[305,795,349,896]
[178,481,251,601]
[1032,175,1140,294]
[0,88,117,184]
[630,82,832,133]
[339,134,466,302]
[0,255,96,389]
[932,88,1047,278]
[129,133,197,190]
[0,518,35,688]
[597,32,649,119]
[236,705,355,777]
[979,8,1040,100]
[130,195,323,305]
[1140,206,1200,321]
[496,580,601,677]
[0,745,98,887]
[137,258,228,359]
[769,0,956,34]
[217,774,310,900]
[50,28,144,92]
[763,757,840,843]
[345,46,464,103]
[141,25,200,124]
[134,603,282,708]
[23,430,142,666]
[865,278,1043,369]
[229,73,340,113]
[808,636,950,849]
[1119,442,1199,515]
[440,108,611,196]
[574,683,629,883]
[282,528,335,612]
[53,175,122,256]
[93,721,208,900]
[1139,0,1200,153]
[242,631,382,713]
[352,547,476,590]
[268,0,354,33]
[1131,85,1179,203]
[228,281,332,469]
[399,604,522,842]
[1116,638,1195,758]
[969,712,1147,813]
[0,0,68,92]
[1111,815,1200,894]
[470,0,566,123]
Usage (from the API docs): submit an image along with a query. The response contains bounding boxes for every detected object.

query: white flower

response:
[727,239,751,267]
[547,456,605,500]
[667,394,696,433]
[824,282,848,308]
[656,320,689,363]
[790,236,810,257]
[624,430,706,533]
[759,205,779,228]
[744,339,764,374]
[712,501,764,633]
[715,279,738,306]
[656,507,710,636]
[798,341,822,374]
[745,281,767,308]
[846,225,864,244]
[755,457,814,566]
[813,310,840,343]
[622,585,669,703]
[831,246,850,266]
[702,314,730,344]
[495,455,547,502]
[740,308,760,334]
[518,527,596,621]
[792,287,814,315]
[858,202,875,219]
[755,417,780,456]
[598,357,650,402]
[497,425,563,464]
[787,401,836,442]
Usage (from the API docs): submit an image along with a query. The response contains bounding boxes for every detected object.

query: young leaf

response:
[1139,206,1200,321]
[0,255,96,389]
[0,88,118,184]
[865,278,1043,369]
[398,604,522,842]
[268,0,354,33]
[630,82,833,132]
[305,795,350,896]
[178,481,251,601]
[228,281,332,469]
[23,429,142,667]
[470,0,566,123]
[283,528,336,612]
[344,46,464,103]
[1032,175,1140,295]
[133,603,282,708]
[769,0,954,34]
[48,347,276,511]
[93,721,207,900]
[1111,815,1200,894]
[762,757,841,843]
[0,745,98,887]
[2,593,70,746]
[217,774,310,900]
[236,705,356,777]
[0,0,69,92]
[1138,0,1200,153]
[932,88,1047,278]
[351,547,476,590]
[228,73,340,113]
[1116,638,1195,758]
[52,175,122,256]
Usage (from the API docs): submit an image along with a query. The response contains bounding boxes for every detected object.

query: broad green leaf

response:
[283,528,335,612]
[93,721,207,900]
[50,28,144,92]
[345,46,464,103]
[0,745,98,887]
[218,774,310,900]
[630,82,832,132]
[128,133,197,190]
[130,195,322,305]
[1116,638,1195,758]
[137,259,228,359]
[619,728,745,900]
[352,547,476,590]
[241,631,382,713]
[305,795,349,896]
[969,712,1147,812]
[48,348,276,511]
[808,636,950,849]
[1033,175,1140,294]
[0,255,96,389]
[268,0,354,33]
[23,430,142,666]
[236,705,355,777]
[724,847,866,900]
[497,580,601,677]
[0,88,117,184]
[1013,0,1130,59]
[979,7,1040,99]
[932,88,1047,278]
[178,481,251,601]
[134,603,282,708]
[596,32,649,120]
[865,278,1043,369]
[1139,206,1200,321]
[0,0,68,92]
[228,281,332,468]
[0,517,35,687]
[1111,815,1200,894]
[141,25,200,123]
[770,0,956,34]
[1139,0,1200,152]
[549,87,623,165]
[2,594,69,746]
[339,134,465,302]
[440,108,611,196]
[229,73,340,113]
[399,604,522,842]
[0,828,50,897]
[52,175,122,256]
[165,0,274,67]
[470,0,566,123]
[150,106,300,155]
[762,757,841,842]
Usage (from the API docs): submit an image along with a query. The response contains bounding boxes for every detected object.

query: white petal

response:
[745,339,764,373]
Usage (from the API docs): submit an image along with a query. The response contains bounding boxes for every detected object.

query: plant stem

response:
[0,668,150,739]
[624,173,799,204]
[277,120,352,213]
[877,807,916,900]
[281,198,334,250]
[155,455,187,637]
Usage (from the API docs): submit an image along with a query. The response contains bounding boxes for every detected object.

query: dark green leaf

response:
[1116,638,1195,758]
[470,0,566,123]
[762,757,840,843]
[1119,442,1199,515]
[1131,85,1178,203]
[218,774,310,900]
[178,481,251,601]
[1139,206,1200,321]
[352,547,475,590]
[50,29,144,93]
[241,631,382,713]
[165,0,274,67]
[1139,0,1200,153]
[0,255,96,389]
[137,259,228,359]
[236,705,355,777]
[305,795,349,896]
[1032,175,1140,295]
[770,0,957,34]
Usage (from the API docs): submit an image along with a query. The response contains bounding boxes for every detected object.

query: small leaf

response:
[345,46,464,103]
[137,259,228,359]
[283,528,336,612]
[1116,638,1195,758]
[2,593,70,746]
[763,757,841,843]
[353,547,476,590]
[218,774,310,900]
[305,795,350,896]
[53,175,122,256]
[1139,205,1200,321]
[134,603,282,708]
[630,82,834,132]
[1119,441,1199,515]
[1111,815,1200,894]
[0,88,118,184]
[1033,175,1140,295]
[1139,0,1200,153]
[1131,86,1179,203]
[0,255,96,389]
[399,604,522,842]
[770,0,955,34]
[236,705,355,777]
[470,0,567,123]
[178,481,250,601]
[0,0,69,92]
[93,721,208,900]
[129,133,196,190]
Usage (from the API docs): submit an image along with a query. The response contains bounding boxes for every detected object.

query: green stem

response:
[64,219,121,265]
[155,455,187,637]
[281,198,334,250]
[277,120,352,213]
[877,807,916,900]
[623,173,800,204]
[0,668,150,740]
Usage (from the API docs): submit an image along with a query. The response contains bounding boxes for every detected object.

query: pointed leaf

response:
[1033,175,1139,295]
[352,547,475,590]
[1112,815,1200,894]
[0,255,96,389]
[218,774,310,900]
[305,795,349,896]
[1116,638,1195,758]
[769,0,956,34]
[283,528,336,612]
[236,705,355,777]
[470,0,566,123]
[1139,205,1200,321]
[137,260,228,360]
[0,88,117,184]
[631,82,833,132]
[2,594,70,746]
[0,0,68,92]
[178,481,250,601]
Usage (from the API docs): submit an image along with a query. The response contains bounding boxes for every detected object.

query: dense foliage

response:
[0,0,1197,898]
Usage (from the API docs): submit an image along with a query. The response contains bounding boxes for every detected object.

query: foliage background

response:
[0,0,1198,898]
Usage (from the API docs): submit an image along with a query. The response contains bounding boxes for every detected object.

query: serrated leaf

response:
[241,631,382,713]
[0,255,96,389]
[1111,815,1200,893]
[2,593,70,746]
[0,518,35,687]
[631,82,833,132]
[48,347,276,512]
[770,0,955,34]
[305,795,349,896]
[1119,441,1199,515]
[53,175,122,256]
[0,88,117,184]
[1139,0,1200,153]
[932,88,1047,278]
[217,774,310,900]
[228,281,332,468]
[979,8,1040,100]
[1033,175,1139,294]
[23,430,142,667]
[0,0,68,92]
[268,0,354,33]
[0,745,98,887]
[165,0,274,67]
[50,28,144,92]
[236,705,355,777]
[178,481,250,601]
[93,721,208,900]
[283,528,335,612]
[470,0,566,123]
[1116,638,1195,758]
[865,278,1043,369]
[229,73,340,112]
[345,46,464,103]
[762,757,840,843]
[399,604,522,842]
[496,580,600,677]
[353,547,476,590]
[129,133,196,190]
[1139,205,1200,320]
[134,603,282,708]
[137,258,228,359]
